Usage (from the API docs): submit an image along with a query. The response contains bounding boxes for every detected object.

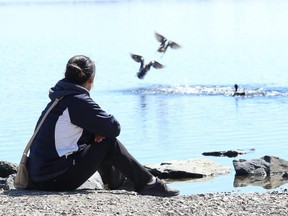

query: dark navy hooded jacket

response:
[28,79,121,182]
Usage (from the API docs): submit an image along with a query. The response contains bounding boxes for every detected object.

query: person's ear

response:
[88,76,94,84]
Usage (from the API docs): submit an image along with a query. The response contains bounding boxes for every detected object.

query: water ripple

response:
[124,85,288,98]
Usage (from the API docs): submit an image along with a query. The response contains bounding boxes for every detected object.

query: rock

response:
[0,161,17,177]
[4,174,16,190]
[0,177,6,188]
[202,150,248,158]
[77,172,104,190]
[233,155,288,176]
[144,158,231,179]
[283,172,288,179]
[0,161,17,190]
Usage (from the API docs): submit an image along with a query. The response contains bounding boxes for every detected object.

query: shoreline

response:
[1,189,287,215]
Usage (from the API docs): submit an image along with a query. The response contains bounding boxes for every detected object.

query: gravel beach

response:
[1,189,287,216]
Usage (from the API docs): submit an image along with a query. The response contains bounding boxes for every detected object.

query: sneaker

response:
[139,177,179,197]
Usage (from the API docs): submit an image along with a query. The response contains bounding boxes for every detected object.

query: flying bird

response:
[130,53,164,79]
[155,32,181,55]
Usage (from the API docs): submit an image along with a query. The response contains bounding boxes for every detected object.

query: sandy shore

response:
[0,189,287,216]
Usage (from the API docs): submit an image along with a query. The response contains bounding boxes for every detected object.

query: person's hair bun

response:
[66,64,86,78]
[64,55,95,85]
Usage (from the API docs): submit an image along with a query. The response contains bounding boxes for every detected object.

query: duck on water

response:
[233,84,245,96]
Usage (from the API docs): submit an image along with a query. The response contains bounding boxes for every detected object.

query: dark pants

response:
[32,138,152,192]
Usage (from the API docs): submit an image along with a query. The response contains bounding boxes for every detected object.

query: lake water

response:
[1,0,288,195]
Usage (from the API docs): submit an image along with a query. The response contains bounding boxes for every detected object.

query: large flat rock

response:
[144,158,231,179]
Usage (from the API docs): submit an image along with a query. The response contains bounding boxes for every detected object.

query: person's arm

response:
[68,94,121,138]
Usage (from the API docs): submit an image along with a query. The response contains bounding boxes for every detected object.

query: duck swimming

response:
[233,84,245,96]
[155,32,181,55]
[130,53,164,79]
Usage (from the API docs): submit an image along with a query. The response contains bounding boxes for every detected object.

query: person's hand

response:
[94,135,105,143]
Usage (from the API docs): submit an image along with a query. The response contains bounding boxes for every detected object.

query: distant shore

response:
[0,189,287,215]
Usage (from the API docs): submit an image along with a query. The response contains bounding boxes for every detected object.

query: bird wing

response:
[152,61,164,69]
[169,41,181,49]
[130,53,143,63]
[155,32,166,43]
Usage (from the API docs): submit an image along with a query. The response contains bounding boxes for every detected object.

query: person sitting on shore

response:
[27,55,179,197]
